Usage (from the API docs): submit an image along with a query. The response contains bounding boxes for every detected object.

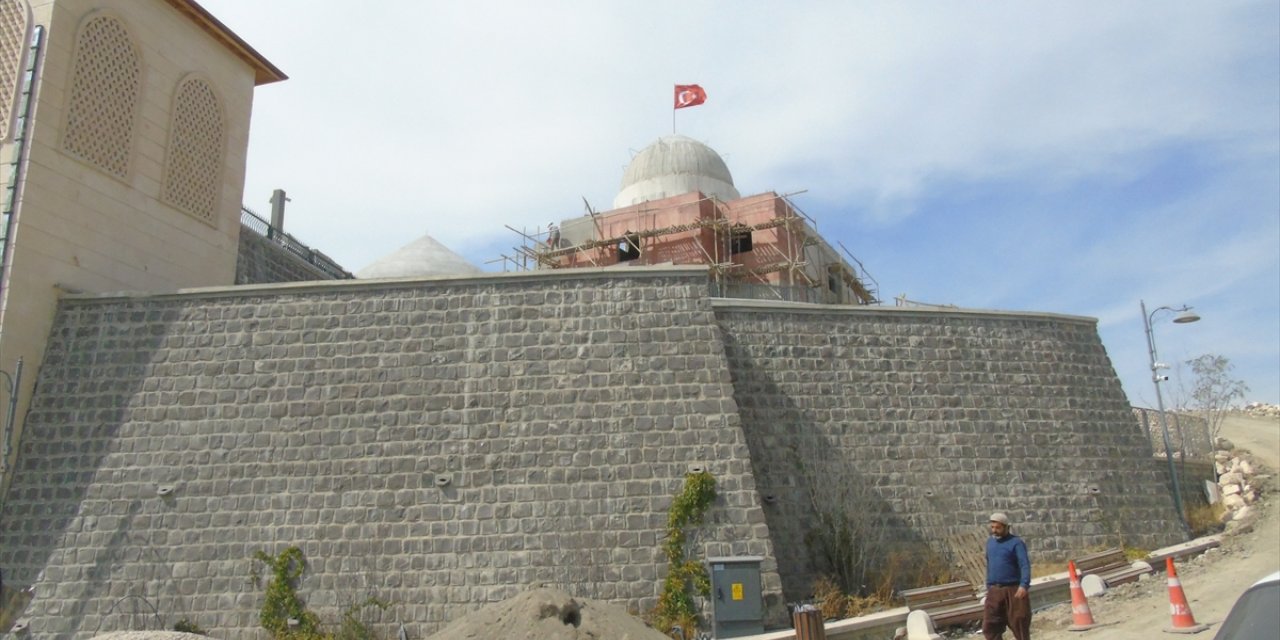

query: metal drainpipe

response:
[0,26,43,506]
[0,25,44,306]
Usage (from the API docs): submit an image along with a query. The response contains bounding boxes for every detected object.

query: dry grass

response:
[1185,502,1227,537]
[843,594,885,618]
[1033,560,1069,578]
[811,576,894,621]
[812,576,846,620]
[810,545,954,621]
[1038,544,1153,578]
[875,548,956,601]
[1123,545,1152,561]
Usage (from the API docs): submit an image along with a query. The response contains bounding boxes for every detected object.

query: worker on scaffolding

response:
[546,222,560,249]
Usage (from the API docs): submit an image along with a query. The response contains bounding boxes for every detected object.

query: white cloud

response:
[201,0,1279,402]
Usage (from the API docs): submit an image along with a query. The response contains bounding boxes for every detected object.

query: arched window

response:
[61,13,141,179]
[162,76,225,225]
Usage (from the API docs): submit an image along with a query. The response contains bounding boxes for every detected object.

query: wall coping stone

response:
[58,264,1098,329]
[58,265,715,303]
[711,298,1099,325]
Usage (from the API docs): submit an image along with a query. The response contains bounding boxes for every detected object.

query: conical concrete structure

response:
[356,233,482,278]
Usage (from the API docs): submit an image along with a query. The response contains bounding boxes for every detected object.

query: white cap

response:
[989,513,1009,525]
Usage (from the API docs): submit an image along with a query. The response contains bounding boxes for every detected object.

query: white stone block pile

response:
[1241,402,1280,418]
[1212,439,1266,522]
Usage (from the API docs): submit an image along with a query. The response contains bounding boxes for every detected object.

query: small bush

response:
[843,593,885,618]
[1123,546,1151,561]
[1185,503,1227,537]
[809,575,892,621]
[874,548,954,601]
[812,576,845,620]
[173,618,207,635]
[251,547,324,639]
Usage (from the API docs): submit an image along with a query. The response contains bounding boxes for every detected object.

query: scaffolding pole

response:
[500,190,877,305]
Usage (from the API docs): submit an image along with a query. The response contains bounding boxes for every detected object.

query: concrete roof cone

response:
[356,233,482,279]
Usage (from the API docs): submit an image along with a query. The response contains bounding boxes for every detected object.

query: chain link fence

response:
[1133,407,1212,461]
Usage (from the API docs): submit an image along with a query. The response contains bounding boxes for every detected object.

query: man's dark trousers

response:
[983,584,1030,640]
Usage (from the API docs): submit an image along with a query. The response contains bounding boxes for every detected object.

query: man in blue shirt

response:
[984,512,1031,639]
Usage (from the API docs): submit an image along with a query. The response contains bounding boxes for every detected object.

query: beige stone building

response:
[0,0,283,479]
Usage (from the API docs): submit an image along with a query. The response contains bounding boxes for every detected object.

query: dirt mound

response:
[425,587,671,640]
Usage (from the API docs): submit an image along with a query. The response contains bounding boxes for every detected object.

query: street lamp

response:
[1141,301,1199,534]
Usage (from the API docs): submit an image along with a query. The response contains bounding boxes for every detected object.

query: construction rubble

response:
[1214,439,1267,527]
[1241,402,1280,418]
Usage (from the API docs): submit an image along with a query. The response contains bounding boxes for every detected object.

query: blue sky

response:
[200,0,1279,405]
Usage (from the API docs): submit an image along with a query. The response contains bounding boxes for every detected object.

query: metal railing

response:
[240,207,352,280]
[710,282,845,305]
[894,294,958,309]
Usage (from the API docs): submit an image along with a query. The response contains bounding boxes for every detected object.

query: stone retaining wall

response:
[234,227,338,284]
[713,300,1186,599]
[0,268,779,638]
[0,268,1188,637]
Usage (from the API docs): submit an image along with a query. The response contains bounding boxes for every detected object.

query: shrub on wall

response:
[250,547,389,640]
[251,547,324,638]
[651,470,717,636]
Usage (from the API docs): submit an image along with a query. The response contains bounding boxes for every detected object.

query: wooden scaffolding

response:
[491,193,879,305]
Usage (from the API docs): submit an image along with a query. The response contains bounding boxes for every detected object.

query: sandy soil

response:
[995,414,1280,640]
[1218,414,1280,468]
[423,587,670,640]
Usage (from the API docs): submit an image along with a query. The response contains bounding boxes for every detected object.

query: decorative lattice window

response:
[162,76,224,225]
[0,0,30,142]
[61,13,140,179]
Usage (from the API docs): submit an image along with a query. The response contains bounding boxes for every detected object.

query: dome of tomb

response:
[612,135,740,209]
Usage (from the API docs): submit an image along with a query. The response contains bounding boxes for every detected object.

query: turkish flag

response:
[674,84,707,109]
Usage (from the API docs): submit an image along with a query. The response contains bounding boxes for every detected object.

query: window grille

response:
[0,0,30,142]
[162,76,224,225]
[61,13,140,179]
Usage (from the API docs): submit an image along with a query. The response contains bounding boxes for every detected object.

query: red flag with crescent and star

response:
[674,84,707,109]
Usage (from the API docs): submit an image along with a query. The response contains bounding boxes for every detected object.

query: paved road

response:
[986,414,1280,640]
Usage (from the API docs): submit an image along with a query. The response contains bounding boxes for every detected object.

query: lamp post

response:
[1141,301,1200,534]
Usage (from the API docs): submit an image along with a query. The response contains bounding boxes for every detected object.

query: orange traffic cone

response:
[1164,558,1209,634]
[1067,560,1099,631]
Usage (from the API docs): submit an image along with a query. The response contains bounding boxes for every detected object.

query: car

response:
[1213,570,1280,640]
